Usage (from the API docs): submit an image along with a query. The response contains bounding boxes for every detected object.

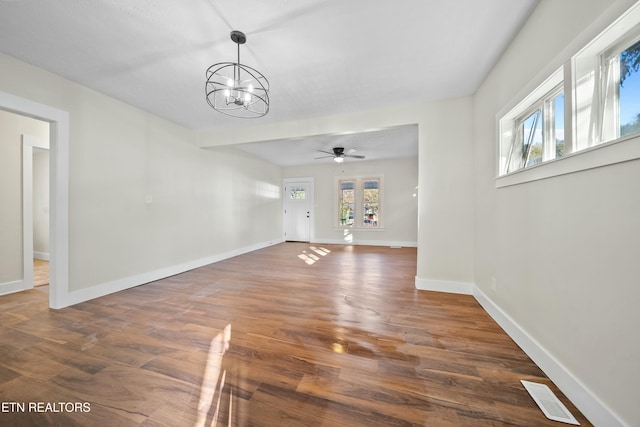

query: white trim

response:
[33,252,50,261]
[414,277,473,294]
[313,238,417,248]
[22,135,49,292]
[333,226,386,232]
[49,113,70,310]
[22,140,34,292]
[496,133,640,188]
[0,90,69,309]
[62,239,283,307]
[0,280,26,297]
[472,286,627,427]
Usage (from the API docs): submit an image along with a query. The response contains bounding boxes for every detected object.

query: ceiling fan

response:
[315,147,365,163]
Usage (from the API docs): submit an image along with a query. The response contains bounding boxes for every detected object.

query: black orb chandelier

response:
[205,30,270,118]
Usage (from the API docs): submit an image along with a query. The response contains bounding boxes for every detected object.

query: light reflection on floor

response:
[195,323,232,427]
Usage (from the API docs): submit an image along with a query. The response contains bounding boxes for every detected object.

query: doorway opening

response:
[0,90,70,309]
[22,134,50,290]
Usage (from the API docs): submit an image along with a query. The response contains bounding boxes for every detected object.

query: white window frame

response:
[337,178,356,227]
[544,87,566,162]
[361,177,382,228]
[509,104,543,172]
[505,85,563,174]
[600,30,640,141]
[499,68,563,176]
[573,13,640,151]
[335,175,384,229]
[496,1,640,188]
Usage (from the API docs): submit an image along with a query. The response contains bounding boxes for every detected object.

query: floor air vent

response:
[521,380,580,425]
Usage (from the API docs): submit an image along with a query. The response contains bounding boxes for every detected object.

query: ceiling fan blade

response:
[317,149,335,155]
[345,154,366,159]
[314,155,334,159]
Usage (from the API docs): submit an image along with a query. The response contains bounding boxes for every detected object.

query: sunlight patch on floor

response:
[297,246,333,265]
[309,246,330,256]
[298,251,319,265]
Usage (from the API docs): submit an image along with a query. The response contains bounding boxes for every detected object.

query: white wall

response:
[0,52,283,301]
[283,157,418,246]
[33,149,49,258]
[473,0,639,425]
[0,110,49,285]
[416,97,475,290]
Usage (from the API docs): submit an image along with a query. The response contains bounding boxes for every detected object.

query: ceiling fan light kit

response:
[205,30,270,118]
[315,147,366,162]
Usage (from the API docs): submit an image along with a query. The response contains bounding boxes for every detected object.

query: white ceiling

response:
[0,0,538,165]
[232,124,419,167]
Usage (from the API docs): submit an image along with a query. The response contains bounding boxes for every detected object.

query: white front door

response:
[284,179,313,242]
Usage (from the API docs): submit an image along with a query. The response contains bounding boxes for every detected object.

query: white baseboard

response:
[34,252,50,261]
[414,276,473,294]
[0,280,26,296]
[312,238,418,248]
[60,239,284,308]
[472,286,627,427]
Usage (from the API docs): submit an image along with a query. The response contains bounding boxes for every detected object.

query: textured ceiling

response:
[0,0,537,165]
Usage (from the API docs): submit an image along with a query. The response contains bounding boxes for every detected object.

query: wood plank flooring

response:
[33,259,49,287]
[0,243,591,426]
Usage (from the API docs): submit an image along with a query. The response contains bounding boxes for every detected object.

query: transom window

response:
[499,1,640,178]
[619,38,640,137]
[500,69,564,175]
[507,87,564,173]
[602,36,640,140]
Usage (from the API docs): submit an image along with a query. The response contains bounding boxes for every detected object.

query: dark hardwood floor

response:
[0,243,591,426]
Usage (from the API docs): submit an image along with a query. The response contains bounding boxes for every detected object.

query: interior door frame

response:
[283,177,315,243]
[22,134,50,291]
[0,90,70,309]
